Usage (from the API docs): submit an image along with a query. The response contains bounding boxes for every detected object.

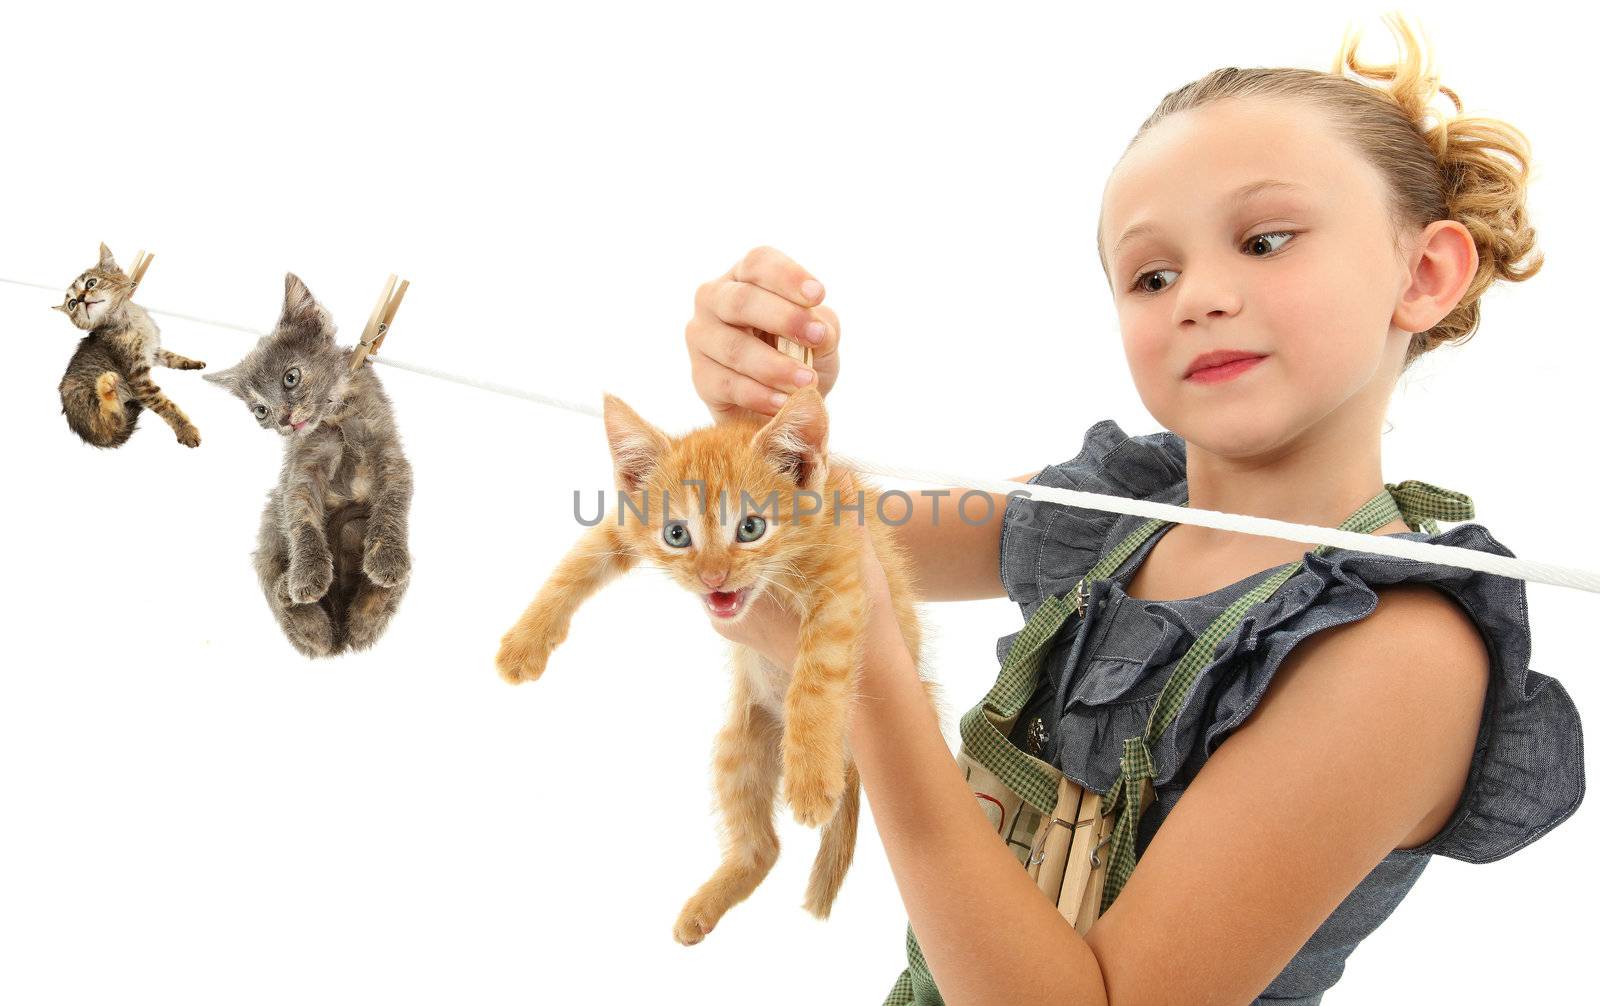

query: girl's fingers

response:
[695,316,817,391]
[697,279,831,350]
[689,352,794,419]
[727,245,826,309]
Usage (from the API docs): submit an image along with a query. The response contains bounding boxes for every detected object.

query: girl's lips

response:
[703,587,749,618]
[1185,355,1266,384]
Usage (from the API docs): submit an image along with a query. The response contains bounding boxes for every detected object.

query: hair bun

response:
[1338,13,1544,363]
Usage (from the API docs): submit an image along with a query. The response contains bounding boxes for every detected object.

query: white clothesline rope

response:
[8,275,1598,596]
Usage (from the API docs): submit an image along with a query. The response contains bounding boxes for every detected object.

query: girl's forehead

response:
[1100,124,1366,257]
[1101,100,1347,216]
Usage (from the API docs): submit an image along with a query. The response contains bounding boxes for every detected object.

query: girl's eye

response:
[736,515,767,543]
[1242,230,1294,258]
[1129,230,1296,296]
[253,404,268,419]
[663,522,692,548]
[283,367,301,389]
[85,278,96,289]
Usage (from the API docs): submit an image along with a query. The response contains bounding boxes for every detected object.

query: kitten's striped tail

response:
[60,370,137,449]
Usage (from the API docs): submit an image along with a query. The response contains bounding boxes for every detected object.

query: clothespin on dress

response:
[350,273,410,373]
[128,249,154,293]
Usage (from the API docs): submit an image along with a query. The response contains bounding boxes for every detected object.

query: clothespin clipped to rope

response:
[128,250,154,293]
[350,273,409,373]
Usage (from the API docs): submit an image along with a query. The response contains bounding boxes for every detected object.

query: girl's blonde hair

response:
[1104,12,1543,370]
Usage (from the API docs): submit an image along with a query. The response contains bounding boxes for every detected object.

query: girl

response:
[681,14,1582,1006]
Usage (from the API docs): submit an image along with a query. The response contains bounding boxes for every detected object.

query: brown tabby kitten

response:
[204,274,414,659]
[495,386,944,945]
[54,243,205,448]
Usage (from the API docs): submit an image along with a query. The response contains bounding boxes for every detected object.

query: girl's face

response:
[1098,97,1415,458]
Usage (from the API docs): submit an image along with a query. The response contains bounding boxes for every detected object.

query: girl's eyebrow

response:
[1110,178,1313,260]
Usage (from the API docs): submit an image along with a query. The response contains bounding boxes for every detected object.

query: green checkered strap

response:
[885,479,1474,1005]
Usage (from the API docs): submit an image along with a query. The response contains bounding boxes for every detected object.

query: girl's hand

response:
[686,246,841,426]
[707,588,802,671]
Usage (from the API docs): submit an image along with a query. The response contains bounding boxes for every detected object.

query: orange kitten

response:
[495,386,943,945]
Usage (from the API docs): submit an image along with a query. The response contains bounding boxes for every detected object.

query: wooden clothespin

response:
[128,249,154,293]
[773,334,815,371]
[350,273,410,373]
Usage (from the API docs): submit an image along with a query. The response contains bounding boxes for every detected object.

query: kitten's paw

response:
[496,636,551,684]
[185,359,207,370]
[175,423,201,448]
[287,556,334,605]
[672,897,721,946]
[783,761,846,829]
[362,536,411,587]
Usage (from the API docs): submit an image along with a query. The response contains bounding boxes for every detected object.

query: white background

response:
[2,2,1593,1002]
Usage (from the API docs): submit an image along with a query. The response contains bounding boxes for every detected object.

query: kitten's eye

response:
[85,278,96,289]
[253,404,268,420]
[283,367,301,389]
[67,298,78,308]
[736,515,767,543]
[663,521,692,548]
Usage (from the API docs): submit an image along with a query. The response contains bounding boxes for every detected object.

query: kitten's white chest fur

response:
[744,651,792,722]
[120,305,161,368]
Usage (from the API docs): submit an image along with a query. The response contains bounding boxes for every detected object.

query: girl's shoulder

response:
[996,416,1586,866]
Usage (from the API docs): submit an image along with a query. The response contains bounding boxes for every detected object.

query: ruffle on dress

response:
[995,418,1585,864]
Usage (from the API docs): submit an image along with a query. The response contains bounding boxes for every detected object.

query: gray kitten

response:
[205,273,414,658]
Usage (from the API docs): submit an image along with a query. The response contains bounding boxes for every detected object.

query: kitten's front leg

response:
[281,477,334,604]
[158,349,206,370]
[782,574,869,828]
[497,522,638,684]
[362,445,413,587]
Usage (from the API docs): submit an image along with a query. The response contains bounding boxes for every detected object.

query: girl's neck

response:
[1178,421,1407,550]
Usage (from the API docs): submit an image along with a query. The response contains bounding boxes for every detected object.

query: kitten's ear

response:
[202,366,240,395]
[97,242,119,273]
[602,393,672,495]
[751,385,828,490]
[279,272,335,341]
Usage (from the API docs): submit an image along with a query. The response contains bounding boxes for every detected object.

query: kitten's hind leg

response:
[127,368,200,447]
[673,646,784,946]
[343,577,406,652]
[158,349,206,370]
[802,758,861,920]
[254,520,337,658]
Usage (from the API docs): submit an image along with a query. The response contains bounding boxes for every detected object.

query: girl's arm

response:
[881,472,1040,603]
[845,533,1488,1004]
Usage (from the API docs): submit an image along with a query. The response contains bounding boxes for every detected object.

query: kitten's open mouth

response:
[703,587,750,619]
[291,420,308,432]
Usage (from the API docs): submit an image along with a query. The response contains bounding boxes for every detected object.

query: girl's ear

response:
[278,272,335,342]
[602,393,672,495]
[751,385,828,490]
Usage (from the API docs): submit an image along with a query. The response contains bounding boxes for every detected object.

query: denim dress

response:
[996,418,1586,1004]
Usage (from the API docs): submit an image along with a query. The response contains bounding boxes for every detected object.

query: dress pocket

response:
[1059,591,1188,712]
